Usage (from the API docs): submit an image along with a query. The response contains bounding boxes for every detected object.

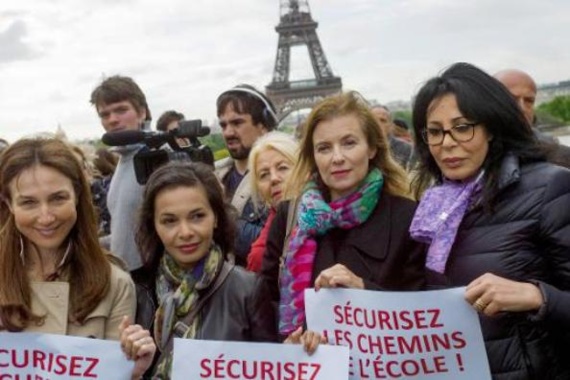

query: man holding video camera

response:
[215,85,278,266]
[90,75,151,271]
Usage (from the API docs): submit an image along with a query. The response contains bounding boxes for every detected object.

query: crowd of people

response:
[0,62,569,380]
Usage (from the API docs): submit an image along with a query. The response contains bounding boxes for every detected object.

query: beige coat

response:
[25,263,136,341]
[215,156,253,215]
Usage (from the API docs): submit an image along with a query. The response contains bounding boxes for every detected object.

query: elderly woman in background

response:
[246,131,298,272]
[0,137,154,380]
[410,62,570,379]
[262,91,426,338]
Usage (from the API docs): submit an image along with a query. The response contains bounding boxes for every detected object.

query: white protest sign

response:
[305,287,491,380]
[0,332,133,379]
[171,339,350,380]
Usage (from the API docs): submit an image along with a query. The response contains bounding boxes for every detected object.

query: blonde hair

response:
[248,131,299,206]
[286,91,412,199]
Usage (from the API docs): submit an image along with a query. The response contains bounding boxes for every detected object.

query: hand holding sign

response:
[119,316,156,379]
[314,264,364,290]
[284,326,329,355]
[464,272,544,316]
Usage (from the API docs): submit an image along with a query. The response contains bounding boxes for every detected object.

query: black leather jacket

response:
[427,156,570,379]
[134,262,277,343]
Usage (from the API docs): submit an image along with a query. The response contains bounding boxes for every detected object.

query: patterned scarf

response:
[153,245,223,379]
[278,169,383,334]
[409,172,484,273]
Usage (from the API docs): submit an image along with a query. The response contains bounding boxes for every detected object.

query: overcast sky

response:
[1,0,569,142]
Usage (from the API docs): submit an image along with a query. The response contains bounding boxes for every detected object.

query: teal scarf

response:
[279,168,384,334]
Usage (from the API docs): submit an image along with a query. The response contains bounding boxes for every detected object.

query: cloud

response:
[0,0,569,142]
[0,20,41,63]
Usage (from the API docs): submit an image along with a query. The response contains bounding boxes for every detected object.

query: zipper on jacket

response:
[516,325,537,379]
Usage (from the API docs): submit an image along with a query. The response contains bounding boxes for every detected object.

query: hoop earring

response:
[19,234,25,265]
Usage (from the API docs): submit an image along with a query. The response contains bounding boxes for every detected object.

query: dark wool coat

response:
[262,190,427,305]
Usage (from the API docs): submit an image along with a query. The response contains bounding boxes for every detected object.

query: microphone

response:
[101,130,148,146]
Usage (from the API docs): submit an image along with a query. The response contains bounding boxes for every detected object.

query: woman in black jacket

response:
[131,161,277,378]
[410,62,570,379]
[262,91,426,339]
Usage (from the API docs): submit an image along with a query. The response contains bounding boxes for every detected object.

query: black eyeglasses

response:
[421,123,478,146]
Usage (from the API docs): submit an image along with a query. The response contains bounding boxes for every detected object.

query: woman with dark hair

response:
[131,161,277,378]
[0,137,154,380]
[262,91,426,339]
[410,62,570,379]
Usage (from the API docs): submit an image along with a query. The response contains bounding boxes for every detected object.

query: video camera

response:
[102,120,214,184]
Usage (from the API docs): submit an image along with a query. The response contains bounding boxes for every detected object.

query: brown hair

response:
[156,110,185,132]
[90,75,151,120]
[0,137,111,331]
[93,148,119,177]
[286,91,411,199]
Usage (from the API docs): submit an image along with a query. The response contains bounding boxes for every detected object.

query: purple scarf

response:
[410,172,484,273]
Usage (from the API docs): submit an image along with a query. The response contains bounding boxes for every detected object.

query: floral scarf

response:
[409,172,484,273]
[153,245,223,378]
[278,169,383,334]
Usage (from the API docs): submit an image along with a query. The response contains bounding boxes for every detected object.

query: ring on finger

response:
[473,298,488,312]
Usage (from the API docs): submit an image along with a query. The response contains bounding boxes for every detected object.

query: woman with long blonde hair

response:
[262,91,426,339]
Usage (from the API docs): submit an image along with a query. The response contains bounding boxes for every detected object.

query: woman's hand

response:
[314,264,364,291]
[465,273,543,316]
[284,326,328,355]
[119,316,156,380]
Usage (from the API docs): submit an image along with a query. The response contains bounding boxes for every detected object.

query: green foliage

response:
[214,149,229,161]
[535,108,564,127]
[200,133,226,152]
[393,110,413,127]
[537,96,570,123]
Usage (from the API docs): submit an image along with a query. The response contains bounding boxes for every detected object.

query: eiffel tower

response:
[266,0,342,118]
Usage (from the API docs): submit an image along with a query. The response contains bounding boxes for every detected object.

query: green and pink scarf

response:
[278,168,383,334]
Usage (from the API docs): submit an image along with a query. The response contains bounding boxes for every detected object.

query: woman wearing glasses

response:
[410,62,570,379]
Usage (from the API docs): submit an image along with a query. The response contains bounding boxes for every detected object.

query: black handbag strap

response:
[160,262,234,356]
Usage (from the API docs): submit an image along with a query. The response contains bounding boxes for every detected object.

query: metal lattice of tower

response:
[266,0,342,118]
